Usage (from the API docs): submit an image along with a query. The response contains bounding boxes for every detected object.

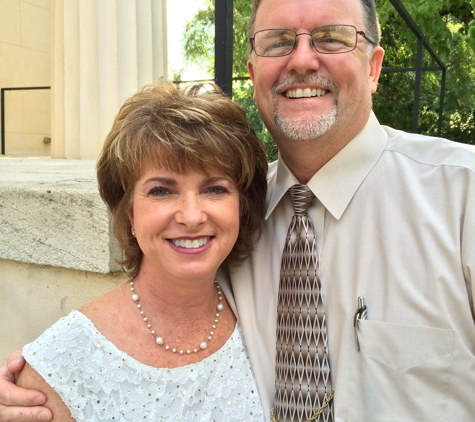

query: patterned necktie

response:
[273,184,333,422]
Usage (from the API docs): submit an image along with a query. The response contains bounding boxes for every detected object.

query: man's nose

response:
[286,33,321,73]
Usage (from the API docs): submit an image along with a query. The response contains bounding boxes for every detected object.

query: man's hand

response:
[0,350,52,421]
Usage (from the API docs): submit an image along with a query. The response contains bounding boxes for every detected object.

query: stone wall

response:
[0,157,123,361]
[0,259,123,362]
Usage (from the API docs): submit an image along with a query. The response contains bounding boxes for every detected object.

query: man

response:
[1,0,474,420]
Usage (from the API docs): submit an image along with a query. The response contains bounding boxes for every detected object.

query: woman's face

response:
[129,165,240,283]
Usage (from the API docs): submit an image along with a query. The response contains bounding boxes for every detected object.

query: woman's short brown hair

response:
[97,78,268,277]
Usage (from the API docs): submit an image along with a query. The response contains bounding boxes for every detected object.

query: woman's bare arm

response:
[16,364,73,422]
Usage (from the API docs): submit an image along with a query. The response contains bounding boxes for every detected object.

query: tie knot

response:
[288,184,314,215]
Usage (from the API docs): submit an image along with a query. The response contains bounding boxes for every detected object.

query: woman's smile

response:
[168,236,213,253]
[169,236,212,249]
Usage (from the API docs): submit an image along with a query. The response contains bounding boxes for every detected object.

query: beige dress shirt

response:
[219,111,475,421]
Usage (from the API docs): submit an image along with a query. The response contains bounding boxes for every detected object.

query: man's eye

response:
[317,35,349,46]
[321,36,344,43]
[267,38,293,50]
[149,187,170,196]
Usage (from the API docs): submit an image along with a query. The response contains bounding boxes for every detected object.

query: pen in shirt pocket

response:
[354,296,367,352]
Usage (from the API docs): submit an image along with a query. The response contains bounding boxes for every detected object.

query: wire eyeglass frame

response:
[249,24,376,57]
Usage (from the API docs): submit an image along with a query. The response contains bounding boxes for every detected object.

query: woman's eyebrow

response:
[204,176,232,184]
[143,176,176,185]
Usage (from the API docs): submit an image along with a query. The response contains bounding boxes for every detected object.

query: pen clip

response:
[354,296,367,352]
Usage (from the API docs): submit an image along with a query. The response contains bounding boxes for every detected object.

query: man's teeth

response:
[285,88,328,98]
[171,237,210,249]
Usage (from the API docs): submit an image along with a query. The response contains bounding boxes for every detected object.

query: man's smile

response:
[284,88,329,98]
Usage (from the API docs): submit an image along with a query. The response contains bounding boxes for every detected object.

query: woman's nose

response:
[175,196,206,228]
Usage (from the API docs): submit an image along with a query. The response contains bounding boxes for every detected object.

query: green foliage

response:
[183,0,475,156]
[183,0,278,161]
[375,0,475,145]
[232,80,279,162]
[182,0,251,78]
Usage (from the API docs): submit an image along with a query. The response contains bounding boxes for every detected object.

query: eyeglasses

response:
[249,24,375,57]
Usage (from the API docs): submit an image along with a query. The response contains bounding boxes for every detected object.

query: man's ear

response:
[247,58,257,101]
[368,46,385,94]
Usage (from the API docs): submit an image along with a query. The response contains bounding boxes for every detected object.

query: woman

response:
[17,78,268,420]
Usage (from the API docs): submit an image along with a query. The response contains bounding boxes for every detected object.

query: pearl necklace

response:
[130,280,224,355]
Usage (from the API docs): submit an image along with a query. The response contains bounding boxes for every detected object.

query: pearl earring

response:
[131,227,136,236]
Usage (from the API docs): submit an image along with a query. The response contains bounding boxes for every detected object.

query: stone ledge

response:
[0,157,122,274]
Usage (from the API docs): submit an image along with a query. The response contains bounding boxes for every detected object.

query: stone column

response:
[51,0,168,159]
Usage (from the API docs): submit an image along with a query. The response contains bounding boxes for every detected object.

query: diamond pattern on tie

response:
[274,184,333,422]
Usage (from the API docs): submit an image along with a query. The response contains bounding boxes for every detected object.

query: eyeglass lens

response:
[253,25,358,56]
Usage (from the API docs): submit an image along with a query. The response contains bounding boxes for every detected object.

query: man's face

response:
[247,0,384,147]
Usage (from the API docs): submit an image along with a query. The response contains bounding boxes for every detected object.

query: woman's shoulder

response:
[23,310,104,362]
[78,282,126,323]
[23,283,129,362]
[25,310,92,342]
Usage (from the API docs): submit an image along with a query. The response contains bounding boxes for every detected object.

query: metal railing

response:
[384,0,446,135]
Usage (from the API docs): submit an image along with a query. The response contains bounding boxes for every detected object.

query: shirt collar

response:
[265,111,387,220]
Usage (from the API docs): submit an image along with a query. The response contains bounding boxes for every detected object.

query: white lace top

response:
[23,311,265,421]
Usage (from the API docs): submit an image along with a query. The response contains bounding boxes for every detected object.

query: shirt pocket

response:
[347,320,455,422]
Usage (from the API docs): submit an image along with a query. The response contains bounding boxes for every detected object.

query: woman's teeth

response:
[171,237,210,248]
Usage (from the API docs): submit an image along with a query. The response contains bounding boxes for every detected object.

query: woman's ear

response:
[127,200,134,233]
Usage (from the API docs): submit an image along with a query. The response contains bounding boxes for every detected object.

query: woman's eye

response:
[206,186,228,195]
[148,186,170,196]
